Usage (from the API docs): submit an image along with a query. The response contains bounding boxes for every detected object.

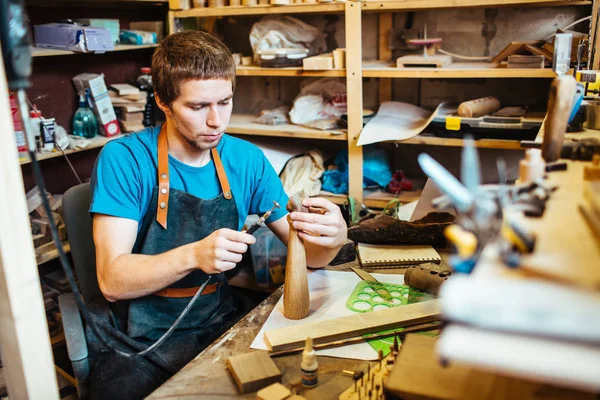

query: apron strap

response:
[211,148,232,200]
[156,124,233,229]
[157,123,170,229]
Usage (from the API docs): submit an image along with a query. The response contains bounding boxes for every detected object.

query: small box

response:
[34,23,114,53]
[75,19,120,44]
[119,30,157,45]
[250,225,287,288]
[73,73,121,137]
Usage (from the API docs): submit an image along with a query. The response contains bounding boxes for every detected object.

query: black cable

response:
[29,149,209,358]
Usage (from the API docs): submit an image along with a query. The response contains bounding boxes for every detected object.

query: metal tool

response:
[418,137,537,273]
[246,201,281,235]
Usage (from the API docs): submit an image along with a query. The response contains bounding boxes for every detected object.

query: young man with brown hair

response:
[89,31,346,399]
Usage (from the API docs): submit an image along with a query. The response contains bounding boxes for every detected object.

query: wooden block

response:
[584,155,600,181]
[114,104,145,113]
[256,383,291,400]
[32,234,51,248]
[265,300,441,352]
[523,44,553,61]
[31,218,49,236]
[121,111,144,123]
[333,48,345,69]
[303,54,333,70]
[169,0,190,9]
[227,352,281,394]
[492,41,541,64]
[110,83,140,96]
[119,120,146,133]
[396,54,452,68]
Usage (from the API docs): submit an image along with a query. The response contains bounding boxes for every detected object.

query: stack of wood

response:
[507,54,545,69]
[109,83,146,133]
[493,30,589,68]
[27,187,68,264]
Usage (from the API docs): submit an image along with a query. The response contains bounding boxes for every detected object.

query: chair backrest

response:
[61,182,101,302]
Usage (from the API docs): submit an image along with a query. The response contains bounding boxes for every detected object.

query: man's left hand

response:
[289,197,347,249]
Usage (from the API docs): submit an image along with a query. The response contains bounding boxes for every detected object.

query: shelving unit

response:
[169,0,593,204]
[19,134,125,165]
[31,44,159,57]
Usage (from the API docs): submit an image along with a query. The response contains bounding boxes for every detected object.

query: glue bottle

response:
[301,337,318,388]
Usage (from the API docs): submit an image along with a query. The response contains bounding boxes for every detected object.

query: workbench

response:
[147,262,404,400]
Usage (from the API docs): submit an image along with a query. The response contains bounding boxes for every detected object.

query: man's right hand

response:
[195,229,256,274]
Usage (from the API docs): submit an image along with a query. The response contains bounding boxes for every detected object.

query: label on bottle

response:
[40,118,55,149]
[301,367,318,388]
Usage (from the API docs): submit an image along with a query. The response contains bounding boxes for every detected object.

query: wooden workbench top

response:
[147,262,405,399]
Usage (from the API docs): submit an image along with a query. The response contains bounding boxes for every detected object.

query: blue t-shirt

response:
[90,126,289,230]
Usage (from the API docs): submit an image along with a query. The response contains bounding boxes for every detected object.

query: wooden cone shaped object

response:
[283,195,310,320]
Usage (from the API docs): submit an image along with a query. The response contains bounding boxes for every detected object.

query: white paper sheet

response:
[357,101,447,146]
[250,270,405,360]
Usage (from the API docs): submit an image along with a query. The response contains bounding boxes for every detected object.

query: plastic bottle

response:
[301,337,318,388]
[136,67,157,127]
[72,90,98,139]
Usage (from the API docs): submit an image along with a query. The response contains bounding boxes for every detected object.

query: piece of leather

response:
[156,125,233,229]
[157,124,170,229]
[153,282,220,298]
[211,148,232,200]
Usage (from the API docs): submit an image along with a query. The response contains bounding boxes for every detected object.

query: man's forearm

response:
[304,242,343,269]
[99,243,198,302]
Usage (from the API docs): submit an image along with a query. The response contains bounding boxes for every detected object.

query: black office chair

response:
[58,182,99,400]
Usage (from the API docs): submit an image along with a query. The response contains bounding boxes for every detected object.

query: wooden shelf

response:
[361,0,590,12]
[318,189,422,208]
[20,134,125,165]
[236,65,345,77]
[31,44,158,58]
[172,3,344,17]
[362,61,563,79]
[398,134,524,149]
[227,114,347,140]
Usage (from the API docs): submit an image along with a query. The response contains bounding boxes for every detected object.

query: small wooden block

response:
[396,54,452,68]
[227,352,281,394]
[256,383,291,400]
[303,54,334,70]
[583,155,600,181]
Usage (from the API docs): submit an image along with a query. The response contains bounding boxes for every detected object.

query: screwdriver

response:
[246,201,281,235]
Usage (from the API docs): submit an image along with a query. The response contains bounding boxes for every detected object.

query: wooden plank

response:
[0,65,59,399]
[592,0,600,70]
[167,10,176,35]
[236,65,344,77]
[226,114,347,141]
[19,134,124,165]
[264,299,441,352]
[360,0,590,12]
[31,44,158,58]
[362,61,563,78]
[173,3,344,17]
[399,134,523,149]
[345,1,364,202]
[227,351,281,394]
[387,334,596,400]
[378,13,392,105]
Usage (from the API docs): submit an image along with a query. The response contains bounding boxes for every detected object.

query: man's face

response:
[168,79,233,151]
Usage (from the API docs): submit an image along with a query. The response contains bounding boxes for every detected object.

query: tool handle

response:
[246,223,261,235]
[542,76,577,162]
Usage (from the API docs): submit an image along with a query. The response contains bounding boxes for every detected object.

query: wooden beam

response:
[0,65,59,398]
[379,13,393,104]
[264,300,441,352]
[591,0,600,70]
[167,10,176,35]
[345,1,364,202]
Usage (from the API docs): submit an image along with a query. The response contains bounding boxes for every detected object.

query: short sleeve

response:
[249,151,289,223]
[90,141,144,221]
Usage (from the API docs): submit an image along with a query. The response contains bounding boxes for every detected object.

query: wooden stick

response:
[270,321,441,357]
[283,195,309,320]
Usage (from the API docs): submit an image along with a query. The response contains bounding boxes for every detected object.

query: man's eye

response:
[191,106,205,111]
[219,100,231,106]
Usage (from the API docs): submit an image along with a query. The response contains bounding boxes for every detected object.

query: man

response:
[89,30,347,399]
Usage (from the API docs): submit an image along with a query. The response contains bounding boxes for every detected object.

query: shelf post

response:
[379,13,393,104]
[345,0,364,202]
[0,56,59,399]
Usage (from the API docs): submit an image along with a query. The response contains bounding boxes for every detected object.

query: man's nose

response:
[206,105,221,128]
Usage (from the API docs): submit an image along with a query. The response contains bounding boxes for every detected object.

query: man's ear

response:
[155,93,171,118]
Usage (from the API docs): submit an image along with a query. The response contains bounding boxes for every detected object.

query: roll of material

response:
[586,101,600,130]
[457,96,501,118]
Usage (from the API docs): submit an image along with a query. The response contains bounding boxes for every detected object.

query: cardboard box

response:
[130,21,165,41]
[72,73,121,137]
[34,23,114,53]
[74,19,120,44]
